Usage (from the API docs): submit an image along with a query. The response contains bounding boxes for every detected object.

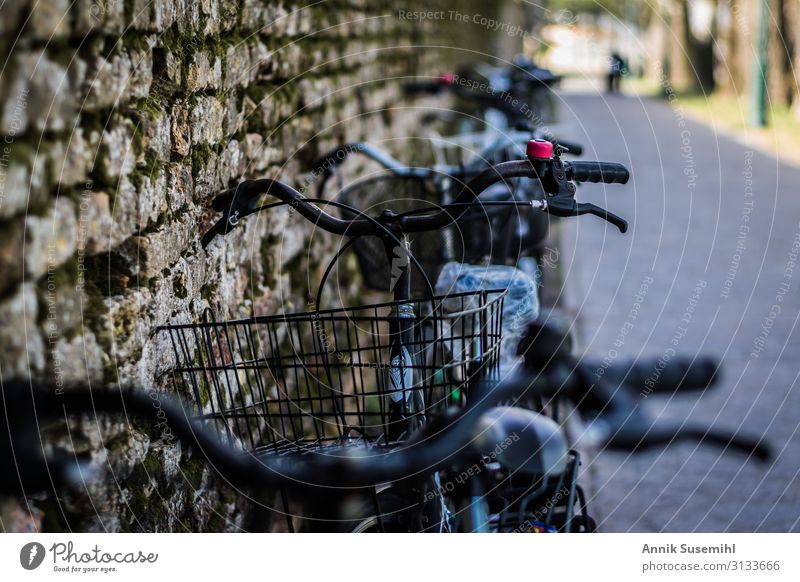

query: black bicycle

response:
[195,138,630,530]
[1,319,769,533]
[401,67,582,282]
[404,57,566,136]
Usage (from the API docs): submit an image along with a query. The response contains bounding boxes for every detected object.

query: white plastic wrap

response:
[435,261,540,374]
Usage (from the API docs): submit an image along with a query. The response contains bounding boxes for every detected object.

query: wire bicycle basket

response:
[159,290,506,456]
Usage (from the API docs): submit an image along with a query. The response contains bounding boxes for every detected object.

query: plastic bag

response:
[435,261,540,374]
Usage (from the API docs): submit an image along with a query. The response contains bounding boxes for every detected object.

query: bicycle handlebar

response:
[403,69,556,103]
[311,143,433,184]
[551,138,583,157]
[310,134,585,190]
[202,148,631,247]
[566,368,769,460]
[403,68,559,129]
[0,373,550,493]
[1,344,769,497]
[515,320,770,461]
[598,355,719,395]
[402,79,447,96]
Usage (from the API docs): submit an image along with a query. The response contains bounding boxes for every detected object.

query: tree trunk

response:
[715,0,746,95]
[668,0,715,93]
[768,0,794,108]
[786,0,800,118]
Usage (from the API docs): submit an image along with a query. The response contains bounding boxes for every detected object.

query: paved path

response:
[556,79,800,532]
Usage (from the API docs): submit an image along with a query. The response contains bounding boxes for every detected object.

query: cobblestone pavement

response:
[557,79,800,532]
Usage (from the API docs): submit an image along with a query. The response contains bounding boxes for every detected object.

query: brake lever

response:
[575,202,627,233]
[533,148,628,233]
[676,426,771,461]
[598,417,772,462]
[575,372,770,462]
[518,321,771,464]
[543,198,628,233]
[523,128,584,157]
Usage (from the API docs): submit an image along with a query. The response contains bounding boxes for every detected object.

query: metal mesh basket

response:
[160,290,506,455]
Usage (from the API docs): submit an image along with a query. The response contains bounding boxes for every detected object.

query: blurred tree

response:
[714,0,747,96]
[667,0,715,93]
[546,0,800,122]
[793,0,800,118]
[767,0,795,108]
[752,0,769,125]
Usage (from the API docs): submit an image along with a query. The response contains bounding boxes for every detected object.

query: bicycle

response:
[300,136,606,296]
[192,139,637,531]
[1,320,769,533]
[404,57,565,135]
[401,65,582,279]
[203,139,763,533]
[305,66,586,304]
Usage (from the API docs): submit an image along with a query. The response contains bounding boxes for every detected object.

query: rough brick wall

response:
[0,0,485,532]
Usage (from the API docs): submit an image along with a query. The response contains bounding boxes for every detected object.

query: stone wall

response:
[0,0,483,532]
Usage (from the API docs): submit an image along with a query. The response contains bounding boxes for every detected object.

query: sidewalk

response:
[557,78,800,532]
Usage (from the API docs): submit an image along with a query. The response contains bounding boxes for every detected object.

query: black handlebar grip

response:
[211,191,235,211]
[204,181,268,247]
[568,161,630,184]
[604,356,719,395]
[211,181,264,212]
[201,215,231,248]
[402,81,445,96]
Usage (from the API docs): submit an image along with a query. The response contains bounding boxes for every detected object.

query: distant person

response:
[608,52,625,93]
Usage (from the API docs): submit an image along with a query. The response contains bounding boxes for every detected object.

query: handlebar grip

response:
[204,182,271,247]
[211,182,264,212]
[211,191,235,212]
[516,69,561,86]
[603,420,772,462]
[604,356,719,395]
[402,81,445,96]
[201,216,232,248]
[2,373,553,492]
[568,161,630,184]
